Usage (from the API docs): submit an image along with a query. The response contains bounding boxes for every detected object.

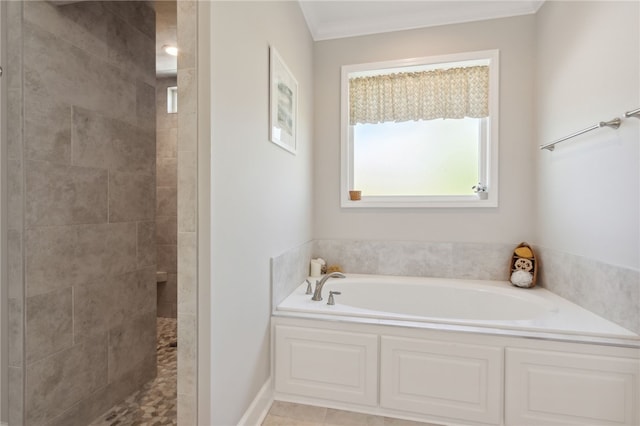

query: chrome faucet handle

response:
[327,291,341,305]
[312,273,345,301]
[305,279,313,295]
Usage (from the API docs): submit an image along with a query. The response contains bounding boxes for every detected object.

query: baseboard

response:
[237,377,273,426]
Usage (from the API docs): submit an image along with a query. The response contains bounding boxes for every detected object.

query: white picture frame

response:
[269,47,298,154]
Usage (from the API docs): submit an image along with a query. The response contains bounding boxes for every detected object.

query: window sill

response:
[340,194,497,208]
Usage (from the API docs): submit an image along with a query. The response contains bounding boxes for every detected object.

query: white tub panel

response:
[380,336,503,424]
[505,348,640,425]
[275,326,378,406]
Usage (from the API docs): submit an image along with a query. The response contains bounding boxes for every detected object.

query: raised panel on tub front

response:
[275,325,378,406]
[505,348,640,425]
[380,336,503,425]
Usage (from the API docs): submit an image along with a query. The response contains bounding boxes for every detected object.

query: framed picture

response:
[270,47,298,154]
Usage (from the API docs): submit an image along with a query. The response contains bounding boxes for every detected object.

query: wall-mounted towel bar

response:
[540,118,621,151]
[624,108,640,119]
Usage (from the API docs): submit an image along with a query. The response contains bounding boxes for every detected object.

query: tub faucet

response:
[311,272,346,301]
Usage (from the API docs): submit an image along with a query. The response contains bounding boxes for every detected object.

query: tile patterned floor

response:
[262,401,442,426]
[90,317,177,426]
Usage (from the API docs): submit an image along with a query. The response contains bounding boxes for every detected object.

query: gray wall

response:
[156,77,178,319]
[306,2,638,337]
[7,2,157,425]
[535,1,639,270]
[210,1,314,423]
[534,1,640,334]
[313,15,536,245]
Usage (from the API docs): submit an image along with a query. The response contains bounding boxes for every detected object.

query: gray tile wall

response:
[7,1,25,424]
[537,247,640,335]
[271,241,314,310]
[313,239,515,281]
[7,2,157,425]
[177,1,199,423]
[156,77,178,318]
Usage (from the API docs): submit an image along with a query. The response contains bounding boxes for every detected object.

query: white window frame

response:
[340,49,500,208]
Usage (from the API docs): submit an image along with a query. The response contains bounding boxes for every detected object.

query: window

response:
[167,86,178,114]
[341,50,499,208]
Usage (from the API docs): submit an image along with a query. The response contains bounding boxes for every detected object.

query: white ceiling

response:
[298,1,544,41]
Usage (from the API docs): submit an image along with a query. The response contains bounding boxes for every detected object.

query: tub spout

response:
[311,272,345,301]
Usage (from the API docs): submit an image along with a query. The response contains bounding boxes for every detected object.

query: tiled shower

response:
[156,77,178,319]
[7,2,158,424]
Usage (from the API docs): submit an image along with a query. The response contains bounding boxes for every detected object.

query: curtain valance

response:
[349,65,489,125]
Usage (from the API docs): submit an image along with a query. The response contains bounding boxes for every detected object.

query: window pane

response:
[353,118,480,196]
[167,86,178,114]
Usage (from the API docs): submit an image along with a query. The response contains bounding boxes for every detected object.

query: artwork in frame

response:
[270,47,298,154]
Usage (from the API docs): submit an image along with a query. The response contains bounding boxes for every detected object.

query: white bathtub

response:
[273,274,640,425]
[277,274,638,341]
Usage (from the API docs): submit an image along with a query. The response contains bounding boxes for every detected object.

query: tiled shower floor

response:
[90,318,177,426]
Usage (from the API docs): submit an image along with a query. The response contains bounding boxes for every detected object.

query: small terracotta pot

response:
[349,190,362,201]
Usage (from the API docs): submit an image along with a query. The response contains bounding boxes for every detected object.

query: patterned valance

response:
[349,65,489,125]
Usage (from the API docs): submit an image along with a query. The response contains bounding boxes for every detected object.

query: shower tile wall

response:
[176,1,199,423]
[7,2,157,425]
[7,1,25,423]
[156,77,178,318]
